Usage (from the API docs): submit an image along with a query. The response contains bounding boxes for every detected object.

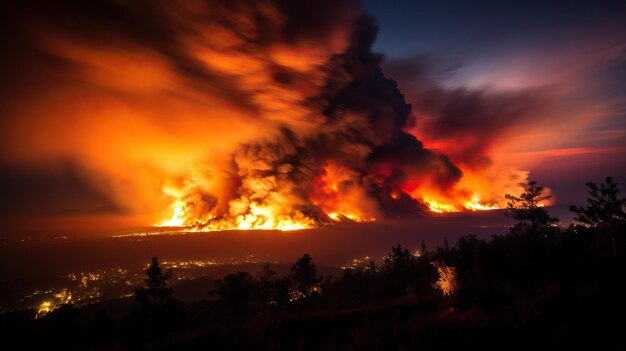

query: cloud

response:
[0,0,565,225]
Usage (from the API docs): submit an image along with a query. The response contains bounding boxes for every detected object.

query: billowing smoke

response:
[0,1,538,229]
[383,55,553,163]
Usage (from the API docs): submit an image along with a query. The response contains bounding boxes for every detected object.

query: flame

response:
[36,301,55,318]
[159,199,186,227]
[422,195,501,213]
[159,200,316,231]
[158,162,378,230]
[464,199,501,211]
[158,160,509,229]
[308,163,377,223]
[422,198,460,213]
[1,1,546,232]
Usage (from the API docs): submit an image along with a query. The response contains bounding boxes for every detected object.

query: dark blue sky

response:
[365,1,625,57]
[364,0,626,215]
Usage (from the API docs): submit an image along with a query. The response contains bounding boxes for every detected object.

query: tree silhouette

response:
[382,244,416,272]
[127,257,179,348]
[215,272,259,313]
[570,176,626,259]
[380,244,437,297]
[256,262,290,309]
[290,254,321,299]
[506,181,558,242]
[420,240,428,257]
[136,257,173,310]
[570,177,626,227]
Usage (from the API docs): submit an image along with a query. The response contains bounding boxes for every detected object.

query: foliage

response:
[432,263,459,298]
[382,244,416,272]
[138,257,173,304]
[215,263,292,313]
[127,257,182,347]
[506,181,559,239]
[570,176,626,227]
[6,177,626,350]
[215,272,259,313]
[290,254,321,298]
[570,176,626,259]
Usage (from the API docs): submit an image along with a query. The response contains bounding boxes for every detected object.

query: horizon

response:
[0,2,625,348]
[0,1,624,231]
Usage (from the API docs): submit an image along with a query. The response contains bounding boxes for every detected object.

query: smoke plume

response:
[0,1,540,229]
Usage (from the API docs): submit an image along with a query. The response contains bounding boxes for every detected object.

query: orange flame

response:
[0,1,548,232]
[158,161,519,230]
[410,164,528,213]
[158,199,317,231]
[308,163,377,223]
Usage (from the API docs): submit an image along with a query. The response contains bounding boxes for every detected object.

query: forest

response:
[1,177,625,350]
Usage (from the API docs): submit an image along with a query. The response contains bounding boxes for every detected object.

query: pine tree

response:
[505,181,558,241]
[128,257,176,347]
[290,254,321,298]
[570,177,626,259]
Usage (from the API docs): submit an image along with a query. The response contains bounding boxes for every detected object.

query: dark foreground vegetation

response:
[1,177,625,350]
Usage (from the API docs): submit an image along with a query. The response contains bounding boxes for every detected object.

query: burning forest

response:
[1,0,560,232]
[2,1,626,350]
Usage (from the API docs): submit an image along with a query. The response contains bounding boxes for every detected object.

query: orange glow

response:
[36,301,54,318]
[402,161,531,213]
[421,195,501,213]
[2,1,561,232]
[157,158,514,229]
[308,163,377,223]
[158,162,376,230]
[159,199,186,227]
[158,198,317,231]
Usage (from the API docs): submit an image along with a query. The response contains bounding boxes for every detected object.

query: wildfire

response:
[423,199,459,213]
[3,0,540,233]
[327,212,375,222]
[407,165,528,214]
[422,195,501,213]
[308,163,379,223]
[157,200,373,231]
[159,199,186,227]
[158,200,317,231]
[36,301,54,318]
[157,162,506,230]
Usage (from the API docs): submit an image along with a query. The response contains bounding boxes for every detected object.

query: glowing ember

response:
[464,199,501,211]
[433,263,459,297]
[327,212,375,222]
[423,198,460,213]
[159,200,316,231]
[422,194,502,213]
[36,301,55,318]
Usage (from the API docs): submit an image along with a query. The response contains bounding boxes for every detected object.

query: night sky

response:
[365,0,626,213]
[0,0,625,225]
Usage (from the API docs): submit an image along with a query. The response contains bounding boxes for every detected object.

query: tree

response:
[505,181,558,241]
[420,240,428,257]
[381,244,435,297]
[127,257,180,347]
[570,177,626,259]
[135,258,173,313]
[256,262,290,309]
[290,254,321,299]
[432,262,459,298]
[214,272,259,313]
[570,177,626,227]
[382,244,416,272]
